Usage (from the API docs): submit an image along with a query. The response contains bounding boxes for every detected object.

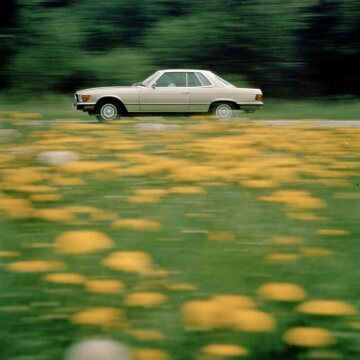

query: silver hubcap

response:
[216,104,233,120]
[100,104,117,120]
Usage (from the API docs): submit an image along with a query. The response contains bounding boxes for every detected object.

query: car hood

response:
[76,86,136,94]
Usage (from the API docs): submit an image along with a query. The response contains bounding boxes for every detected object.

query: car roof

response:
[160,69,211,73]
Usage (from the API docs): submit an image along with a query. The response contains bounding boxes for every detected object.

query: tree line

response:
[1,0,359,97]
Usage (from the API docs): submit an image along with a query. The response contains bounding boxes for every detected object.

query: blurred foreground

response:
[0,113,359,360]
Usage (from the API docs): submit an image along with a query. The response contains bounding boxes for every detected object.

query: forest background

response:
[1,0,359,99]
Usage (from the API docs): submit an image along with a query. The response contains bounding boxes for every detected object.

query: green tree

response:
[0,0,18,88]
[300,0,360,95]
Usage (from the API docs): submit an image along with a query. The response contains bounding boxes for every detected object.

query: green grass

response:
[0,115,359,360]
[0,96,359,120]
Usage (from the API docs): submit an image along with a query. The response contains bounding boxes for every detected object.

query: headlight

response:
[81,95,90,102]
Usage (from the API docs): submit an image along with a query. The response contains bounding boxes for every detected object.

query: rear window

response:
[195,72,212,86]
[187,72,202,87]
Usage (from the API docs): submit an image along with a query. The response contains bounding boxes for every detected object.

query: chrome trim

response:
[74,102,96,106]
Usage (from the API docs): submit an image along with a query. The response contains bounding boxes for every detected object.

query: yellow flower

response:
[182,300,224,330]
[55,230,113,254]
[58,161,119,173]
[30,193,63,202]
[85,279,125,294]
[258,283,307,302]
[265,253,300,263]
[124,292,168,307]
[317,229,349,236]
[50,176,85,186]
[42,273,85,284]
[0,251,20,258]
[36,208,75,223]
[113,219,161,231]
[207,232,235,242]
[9,185,56,194]
[240,179,279,189]
[70,307,123,329]
[0,197,35,219]
[169,186,206,195]
[202,344,249,357]
[283,327,336,347]
[11,112,42,119]
[296,300,357,316]
[272,236,303,245]
[132,348,170,360]
[300,247,333,257]
[127,330,166,341]
[164,283,197,291]
[7,260,65,273]
[232,310,276,332]
[101,251,153,273]
[259,190,326,209]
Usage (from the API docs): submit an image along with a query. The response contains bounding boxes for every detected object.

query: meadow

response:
[0,108,359,360]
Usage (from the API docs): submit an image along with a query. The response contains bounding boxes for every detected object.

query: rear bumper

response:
[238,102,263,113]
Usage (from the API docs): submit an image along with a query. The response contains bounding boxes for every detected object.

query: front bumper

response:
[72,102,96,111]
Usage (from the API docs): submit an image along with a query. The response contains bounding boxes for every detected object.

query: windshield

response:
[212,73,235,87]
[142,71,160,86]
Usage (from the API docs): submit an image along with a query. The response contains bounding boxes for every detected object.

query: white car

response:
[73,69,263,121]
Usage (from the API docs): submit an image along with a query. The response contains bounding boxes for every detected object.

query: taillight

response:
[255,94,263,101]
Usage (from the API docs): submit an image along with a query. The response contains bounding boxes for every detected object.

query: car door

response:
[187,71,215,112]
[139,72,190,112]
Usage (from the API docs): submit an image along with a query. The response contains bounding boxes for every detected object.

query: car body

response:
[73,69,263,121]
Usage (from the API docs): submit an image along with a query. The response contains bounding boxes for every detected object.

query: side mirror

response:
[151,83,156,89]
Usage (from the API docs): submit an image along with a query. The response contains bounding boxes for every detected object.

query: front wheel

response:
[213,103,234,121]
[96,101,120,122]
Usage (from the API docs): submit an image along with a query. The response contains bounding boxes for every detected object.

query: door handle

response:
[181,91,189,94]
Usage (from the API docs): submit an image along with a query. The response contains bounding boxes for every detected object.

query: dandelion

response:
[132,348,170,360]
[7,260,65,273]
[232,309,276,332]
[283,327,336,347]
[42,273,85,284]
[127,330,166,341]
[124,292,168,307]
[101,251,153,273]
[55,230,113,254]
[70,307,123,329]
[85,279,125,294]
[113,219,161,231]
[296,300,357,316]
[258,283,307,302]
[202,344,249,357]
[182,300,224,331]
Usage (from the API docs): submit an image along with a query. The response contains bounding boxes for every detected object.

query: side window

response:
[196,72,212,86]
[187,72,202,87]
[156,72,186,87]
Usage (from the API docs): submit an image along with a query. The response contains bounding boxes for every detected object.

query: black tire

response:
[213,102,234,121]
[95,100,121,122]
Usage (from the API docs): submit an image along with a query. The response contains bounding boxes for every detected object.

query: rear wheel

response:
[213,103,234,121]
[95,101,121,122]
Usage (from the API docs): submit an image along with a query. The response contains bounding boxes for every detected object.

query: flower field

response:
[0,113,359,359]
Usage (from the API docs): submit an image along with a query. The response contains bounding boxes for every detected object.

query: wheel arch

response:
[95,96,128,115]
[208,99,239,112]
